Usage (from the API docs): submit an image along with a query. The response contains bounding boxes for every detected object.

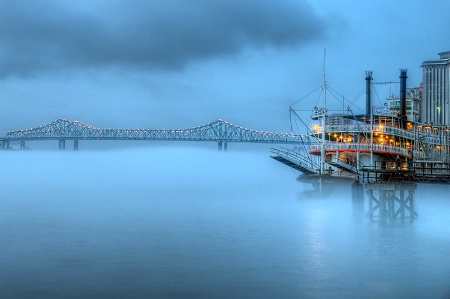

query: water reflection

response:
[298,176,417,225]
[297,174,355,199]
[351,181,365,217]
[365,182,417,225]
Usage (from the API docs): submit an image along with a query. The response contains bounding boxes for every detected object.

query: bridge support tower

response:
[217,141,227,151]
[2,139,9,149]
[74,140,78,151]
[58,139,66,150]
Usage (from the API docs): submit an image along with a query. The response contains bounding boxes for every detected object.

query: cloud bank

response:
[0,0,330,78]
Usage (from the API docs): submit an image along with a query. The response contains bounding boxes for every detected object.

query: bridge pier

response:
[74,140,78,151]
[58,139,66,150]
[20,141,25,150]
[218,141,227,151]
[2,139,9,149]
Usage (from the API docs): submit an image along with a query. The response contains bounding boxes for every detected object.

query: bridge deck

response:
[4,118,303,144]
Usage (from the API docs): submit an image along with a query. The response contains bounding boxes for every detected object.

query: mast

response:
[366,71,373,166]
[320,48,327,175]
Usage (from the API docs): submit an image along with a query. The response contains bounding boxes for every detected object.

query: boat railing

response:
[408,161,450,175]
[321,123,446,145]
[382,126,414,139]
[360,160,409,172]
[310,142,410,157]
[418,134,442,145]
[270,147,320,170]
[362,160,450,174]
[324,124,415,140]
[414,151,449,162]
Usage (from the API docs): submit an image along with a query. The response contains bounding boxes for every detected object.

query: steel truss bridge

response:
[2,118,303,150]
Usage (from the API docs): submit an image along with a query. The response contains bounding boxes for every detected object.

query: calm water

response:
[1,147,450,298]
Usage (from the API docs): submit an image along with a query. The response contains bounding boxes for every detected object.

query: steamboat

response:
[271,69,450,183]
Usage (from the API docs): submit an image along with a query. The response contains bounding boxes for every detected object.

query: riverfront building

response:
[421,51,450,125]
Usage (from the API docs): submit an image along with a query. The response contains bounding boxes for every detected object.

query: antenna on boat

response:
[323,48,327,109]
[320,48,327,175]
[366,71,374,166]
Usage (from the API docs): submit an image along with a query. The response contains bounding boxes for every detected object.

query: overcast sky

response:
[0,0,449,135]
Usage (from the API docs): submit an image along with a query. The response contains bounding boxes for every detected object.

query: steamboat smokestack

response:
[399,69,408,126]
[365,71,373,116]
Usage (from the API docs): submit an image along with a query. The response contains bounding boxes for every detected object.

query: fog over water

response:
[1,146,450,298]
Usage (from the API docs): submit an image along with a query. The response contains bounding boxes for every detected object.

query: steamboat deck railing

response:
[309,143,411,157]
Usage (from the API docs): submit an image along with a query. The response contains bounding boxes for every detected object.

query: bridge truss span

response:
[4,118,303,147]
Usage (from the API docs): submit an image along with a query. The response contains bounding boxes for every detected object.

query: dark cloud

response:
[0,0,330,78]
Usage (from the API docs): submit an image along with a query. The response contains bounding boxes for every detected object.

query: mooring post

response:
[352,181,364,216]
[73,140,78,151]
[356,151,360,171]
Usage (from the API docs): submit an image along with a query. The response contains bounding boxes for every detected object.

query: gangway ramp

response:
[325,160,359,174]
[270,148,319,175]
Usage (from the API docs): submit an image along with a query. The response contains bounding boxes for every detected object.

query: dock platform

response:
[361,160,450,183]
